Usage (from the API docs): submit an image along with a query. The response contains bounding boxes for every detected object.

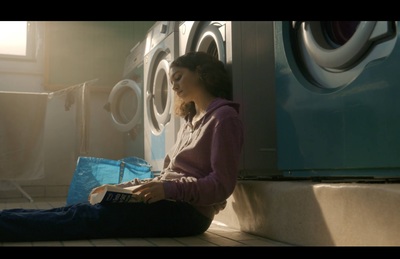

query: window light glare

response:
[0,21,28,56]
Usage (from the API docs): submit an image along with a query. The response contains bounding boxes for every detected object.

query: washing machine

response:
[179,21,279,178]
[274,21,400,178]
[107,40,146,158]
[143,21,180,173]
[179,21,228,63]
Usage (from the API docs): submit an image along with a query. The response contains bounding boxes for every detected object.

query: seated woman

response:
[0,51,244,242]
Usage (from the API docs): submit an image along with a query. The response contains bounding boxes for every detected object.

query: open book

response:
[89,184,143,205]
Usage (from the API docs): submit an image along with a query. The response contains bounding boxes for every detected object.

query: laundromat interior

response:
[1,21,400,246]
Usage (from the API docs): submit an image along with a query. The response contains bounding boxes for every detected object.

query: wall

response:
[44,21,155,90]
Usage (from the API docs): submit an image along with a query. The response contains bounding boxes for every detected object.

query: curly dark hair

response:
[170,51,232,117]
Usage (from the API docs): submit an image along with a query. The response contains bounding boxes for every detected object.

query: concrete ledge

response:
[214,180,400,246]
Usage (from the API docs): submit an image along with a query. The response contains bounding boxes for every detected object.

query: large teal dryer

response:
[274,21,400,178]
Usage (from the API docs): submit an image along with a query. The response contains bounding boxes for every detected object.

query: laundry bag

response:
[66,156,153,206]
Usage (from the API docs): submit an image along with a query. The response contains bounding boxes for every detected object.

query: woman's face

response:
[169,66,203,103]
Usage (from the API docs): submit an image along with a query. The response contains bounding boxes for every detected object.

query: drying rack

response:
[1,79,98,203]
[10,180,34,202]
[0,180,34,202]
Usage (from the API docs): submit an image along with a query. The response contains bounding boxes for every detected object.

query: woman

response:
[0,51,244,242]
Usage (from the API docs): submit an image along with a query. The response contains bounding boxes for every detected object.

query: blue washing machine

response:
[275,21,400,178]
[143,21,181,173]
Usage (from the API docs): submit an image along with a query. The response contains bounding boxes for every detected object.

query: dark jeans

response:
[0,200,212,242]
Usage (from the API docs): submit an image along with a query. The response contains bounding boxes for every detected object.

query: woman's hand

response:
[132,181,165,204]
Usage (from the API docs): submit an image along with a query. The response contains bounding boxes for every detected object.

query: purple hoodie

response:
[159,98,244,219]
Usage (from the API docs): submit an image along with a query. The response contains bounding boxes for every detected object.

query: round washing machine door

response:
[195,22,226,63]
[146,58,172,135]
[292,21,397,90]
[108,79,142,132]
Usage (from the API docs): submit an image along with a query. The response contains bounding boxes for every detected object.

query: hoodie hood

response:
[207,98,240,115]
[185,97,240,123]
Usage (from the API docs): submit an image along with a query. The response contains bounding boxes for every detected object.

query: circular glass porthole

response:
[145,58,172,135]
[291,21,397,90]
[108,79,142,132]
[196,22,226,63]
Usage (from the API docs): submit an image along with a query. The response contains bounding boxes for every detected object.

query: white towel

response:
[0,92,48,180]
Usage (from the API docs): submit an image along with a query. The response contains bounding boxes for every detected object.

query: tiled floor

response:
[0,198,292,247]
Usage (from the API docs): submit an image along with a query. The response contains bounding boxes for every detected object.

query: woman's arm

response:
[163,115,244,206]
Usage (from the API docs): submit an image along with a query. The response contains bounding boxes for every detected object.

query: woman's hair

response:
[170,51,232,117]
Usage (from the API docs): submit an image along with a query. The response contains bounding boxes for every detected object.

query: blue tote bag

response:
[66,156,153,206]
